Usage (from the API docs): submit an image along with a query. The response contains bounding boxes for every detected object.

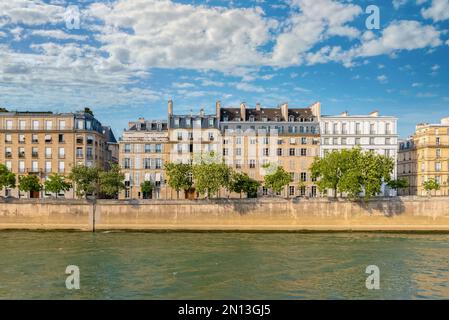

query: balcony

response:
[59,154,65,159]
[45,154,52,159]
[27,168,42,174]
[32,152,39,158]
[76,153,83,158]
[18,152,25,158]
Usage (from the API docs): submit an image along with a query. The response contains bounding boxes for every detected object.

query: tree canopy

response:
[18,175,42,194]
[99,163,125,198]
[263,165,292,194]
[69,165,101,198]
[0,164,16,192]
[164,162,193,198]
[44,173,71,197]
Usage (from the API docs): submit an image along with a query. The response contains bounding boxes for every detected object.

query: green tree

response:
[0,164,16,195]
[44,173,71,198]
[263,165,292,196]
[140,180,153,199]
[99,164,125,198]
[18,174,42,197]
[230,172,260,198]
[387,178,409,193]
[69,165,101,199]
[84,107,94,116]
[192,161,232,199]
[164,162,193,199]
[423,178,440,196]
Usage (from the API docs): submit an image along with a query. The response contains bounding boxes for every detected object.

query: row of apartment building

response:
[0,109,118,198]
[1,102,447,199]
[118,101,400,199]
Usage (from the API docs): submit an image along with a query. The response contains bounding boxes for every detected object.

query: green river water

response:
[1,231,448,299]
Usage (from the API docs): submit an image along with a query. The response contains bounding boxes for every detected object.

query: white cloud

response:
[377,75,388,83]
[201,79,225,87]
[86,0,277,71]
[431,64,440,71]
[172,82,195,88]
[271,0,362,66]
[30,29,88,41]
[412,82,423,87]
[0,0,65,26]
[393,0,408,9]
[357,20,442,57]
[422,0,449,22]
[235,82,265,93]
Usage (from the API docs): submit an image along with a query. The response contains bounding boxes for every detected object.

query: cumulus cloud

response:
[377,75,388,84]
[271,0,362,66]
[30,29,88,41]
[421,0,449,22]
[357,20,442,57]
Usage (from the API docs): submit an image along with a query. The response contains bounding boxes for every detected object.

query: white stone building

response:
[319,111,398,196]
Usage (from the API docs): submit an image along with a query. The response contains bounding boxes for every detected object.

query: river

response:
[1,231,448,299]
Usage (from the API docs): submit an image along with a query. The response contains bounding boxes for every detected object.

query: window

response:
[263,148,269,156]
[123,158,131,169]
[45,135,52,143]
[356,123,361,134]
[58,161,65,173]
[45,161,52,173]
[19,161,25,173]
[341,138,347,145]
[32,134,38,143]
[45,120,53,130]
[301,137,307,145]
[5,134,12,143]
[301,148,307,156]
[5,120,13,130]
[250,139,256,145]
[59,120,66,130]
[333,138,338,145]
[436,162,442,172]
[19,134,25,144]
[31,161,38,172]
[436,137,441,145]
[32,120,39,130]
[59,147,65,158]
[355,138,361,145]
[19,120,26,130]
[76,147,83,158]
[301,172,307,182]
[77,120,84,130]
[144,144,151,153]
[236,137,242,145]
[370,123,375,134]
[342,123,347,134]
[436,149,441,158]
[236,148,242,156]
[386,123,391,134]
[324,122,329,134]
[385,138,391,145]
[369,137,375,145]
[86,136,94,145]
[5,161,12,171]
[45,147,52,158]
[249,160,256,169]
[289,186,295,196]
[289,148,295,156]
[86,147,93,159]
[174,118,180,127]
[18,147,25,158]
[32,147,38,158]
[324,138,329,145]
[209,118,214,127]
[124,144,131,153]
[5,147,12,158]
[235,160,242,169]
[277,148,282,156]
[58,134,65,143]
[156,159,163,169]
[155,144,162,153]
[333,123,338,134]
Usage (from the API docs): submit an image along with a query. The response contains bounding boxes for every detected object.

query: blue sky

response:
[0,0,448,138]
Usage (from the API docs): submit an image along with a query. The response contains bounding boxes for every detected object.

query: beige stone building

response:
[219,102,321,197]
[398,117,449,196]
[119,118,169,199]
[0,109,117,198]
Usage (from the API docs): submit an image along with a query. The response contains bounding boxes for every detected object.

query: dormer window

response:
[249,115,255,122]
[262,117,268,122]
[223,116,229,122]
[289,116,294,122]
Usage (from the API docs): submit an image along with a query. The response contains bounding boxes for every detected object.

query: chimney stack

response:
[240,102,246,121]
[200,108,205,117]
[310,102,321,121]
[168,100,173,116]
[280,102,288,121]
[216,100,221,118]
[256,103,261,111]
